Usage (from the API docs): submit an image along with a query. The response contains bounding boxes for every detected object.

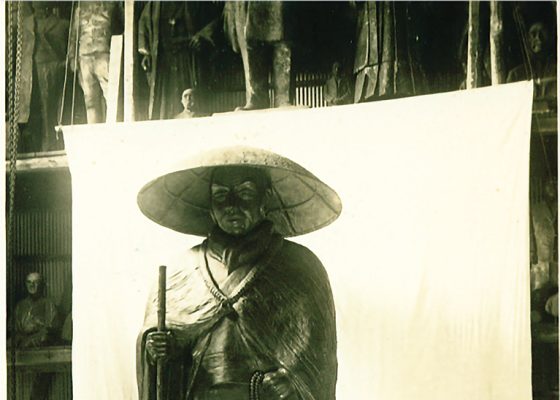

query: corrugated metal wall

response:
[10,210,72,311]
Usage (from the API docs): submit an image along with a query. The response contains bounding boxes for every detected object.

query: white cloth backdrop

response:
[64,82,534,400]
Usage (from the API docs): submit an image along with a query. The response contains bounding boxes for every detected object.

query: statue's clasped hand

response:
[189,33,214,51]
[141,55,151,73]
[262,367,294,400]
[146,330,176,363]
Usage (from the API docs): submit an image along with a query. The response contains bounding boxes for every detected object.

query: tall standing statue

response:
[68,1,123,123]
[353,1,427,103]
[224,2,292,110]
[138,2,221,120]
[507,21,557,98]
[16,2,69,152]
[136,147,340,400]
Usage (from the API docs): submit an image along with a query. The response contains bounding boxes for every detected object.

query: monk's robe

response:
[137,222,337,400]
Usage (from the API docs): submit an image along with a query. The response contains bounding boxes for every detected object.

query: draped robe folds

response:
[137,235,337,400]
[13,296,59,347]
[138,2,221,120]
[353,1,428,103]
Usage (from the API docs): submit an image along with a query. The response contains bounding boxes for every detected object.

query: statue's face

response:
[32,3,49,18]
[181,89,195,111]
[529,23,548,55]
[332,62,341,75]
[210,167,269,237]
[25,273,42,295]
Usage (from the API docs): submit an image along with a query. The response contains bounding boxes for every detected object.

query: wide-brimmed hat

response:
[137,146,342,237]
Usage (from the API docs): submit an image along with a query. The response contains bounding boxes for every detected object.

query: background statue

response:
[68,1,123,123]
[61,312,73,344]
[174,88,209,119]
[530,176,559,398]
[136,147,340,399]
[10,272,60,400]
[507,21,557,98]
[353,1,428,103]
[12,272,59,348]
[530,178,558,321]
[324,61,353,106]
[224,2,292,110]
[138,2,221,120]
[16,2,69,152]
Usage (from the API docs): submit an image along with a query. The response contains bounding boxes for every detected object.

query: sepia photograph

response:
[3,1,558,400]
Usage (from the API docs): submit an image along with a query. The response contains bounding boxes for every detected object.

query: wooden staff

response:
[157,265,167,400]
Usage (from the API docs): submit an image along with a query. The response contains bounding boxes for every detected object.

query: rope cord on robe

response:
[405,4,416,95]
[512,5,554,181]
[392,2,398,95]
[512,5,533,81]
[200,241,273,319]
[58,0,80,128]
[57,0,79,133]
[7,2,23,400]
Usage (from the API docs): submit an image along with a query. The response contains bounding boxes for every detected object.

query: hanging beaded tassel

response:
[250,371,265,400]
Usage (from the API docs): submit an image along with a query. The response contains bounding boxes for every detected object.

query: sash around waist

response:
[199,351,272,385]
[192,383,249,400]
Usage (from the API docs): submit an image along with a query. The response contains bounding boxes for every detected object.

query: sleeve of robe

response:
[137,3,152,57]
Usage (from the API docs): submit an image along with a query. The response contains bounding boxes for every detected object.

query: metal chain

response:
[7,2,23,399]
[8,1,23,245]
[7,3,15,139]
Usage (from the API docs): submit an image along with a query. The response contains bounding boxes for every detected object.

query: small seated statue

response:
[12,272,59,348]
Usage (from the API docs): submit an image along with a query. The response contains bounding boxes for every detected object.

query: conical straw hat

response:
[137,146,342,237]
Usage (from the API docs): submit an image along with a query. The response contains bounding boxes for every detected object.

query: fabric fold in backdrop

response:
[64,82,533,400]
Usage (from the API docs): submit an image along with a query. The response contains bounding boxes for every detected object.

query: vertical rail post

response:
[124,0,135,121]
[490,1,505,85]
[466,1,482,89]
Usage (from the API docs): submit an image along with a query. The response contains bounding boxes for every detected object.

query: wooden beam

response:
[490,1,505,85]
[7,346,71,371]
[466,1,482,89]
[5,151,68,173]
[124,0,135,121]
[107,35,124,123]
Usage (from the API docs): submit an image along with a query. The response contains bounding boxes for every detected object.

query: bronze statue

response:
[138,2,221,120]
[530,178,558,325]
[12,272,59,348]
[224,2,292,110]
[16,2,69,152]
[11,272,60,400]
[324,62,353,106]
[353,1,427,103]
[174,88,208,119]
[136,147,341,400]
[68,1,123,123]
[507,21,557,98]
